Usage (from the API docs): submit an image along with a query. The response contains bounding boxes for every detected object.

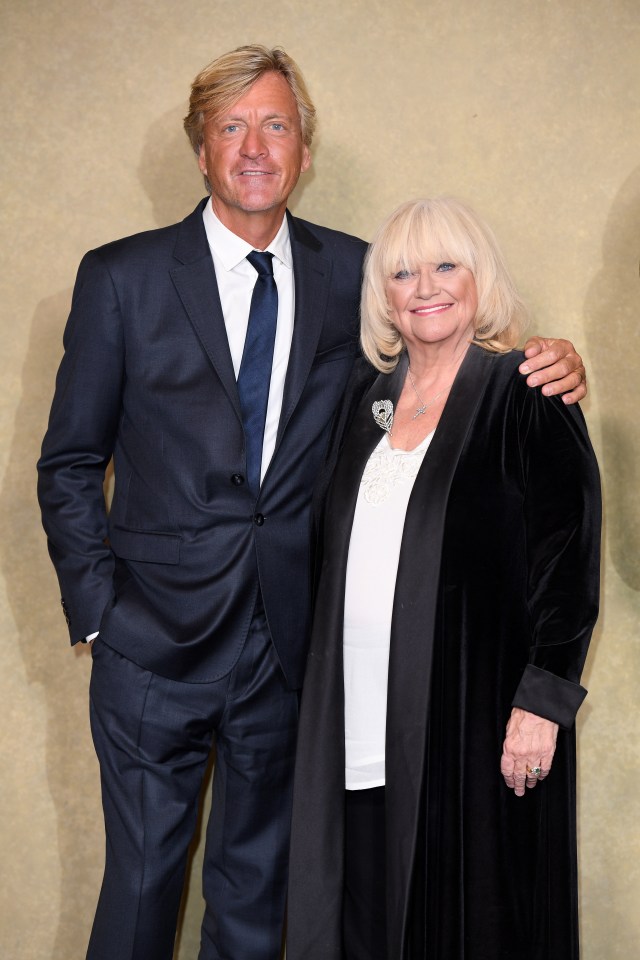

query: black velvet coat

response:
[287,345,601,960]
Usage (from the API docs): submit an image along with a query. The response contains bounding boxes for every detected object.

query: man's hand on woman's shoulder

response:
[519,336,587,405]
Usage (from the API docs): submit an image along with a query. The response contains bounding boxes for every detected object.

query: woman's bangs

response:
[383,206,476,276]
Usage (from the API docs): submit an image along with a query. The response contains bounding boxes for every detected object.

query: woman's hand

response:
[519,336,587,404]
[500,707,559,797]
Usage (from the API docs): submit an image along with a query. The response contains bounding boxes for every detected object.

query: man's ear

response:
[197,143,207,177]
[301,144,312,174]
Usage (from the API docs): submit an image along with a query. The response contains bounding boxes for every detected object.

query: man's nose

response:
[240,126,268,159]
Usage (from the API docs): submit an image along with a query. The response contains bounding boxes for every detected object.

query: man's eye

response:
[269,122,285,131]
[436,262,456,272]
[223,124,239,133]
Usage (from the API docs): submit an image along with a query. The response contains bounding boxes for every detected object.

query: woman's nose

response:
[416,269,438,298]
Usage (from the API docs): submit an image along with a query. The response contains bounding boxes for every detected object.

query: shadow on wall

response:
[0,289,103,959]
[137,105,204,228]
[137,104,316,229]
[584,165,640,592]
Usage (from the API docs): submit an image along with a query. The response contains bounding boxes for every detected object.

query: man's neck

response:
[210,199,287,250]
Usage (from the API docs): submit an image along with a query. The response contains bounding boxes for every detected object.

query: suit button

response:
[230,474,245,485]
[253,513,265,526]
[60,597,70,625]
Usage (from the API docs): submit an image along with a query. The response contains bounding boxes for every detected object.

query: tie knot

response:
[247,250,275,277]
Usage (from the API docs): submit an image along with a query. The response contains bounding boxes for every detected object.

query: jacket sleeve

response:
[511,388,601,729]
[37,249,125,643]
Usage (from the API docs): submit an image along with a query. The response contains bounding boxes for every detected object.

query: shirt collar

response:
[202,198,292,272]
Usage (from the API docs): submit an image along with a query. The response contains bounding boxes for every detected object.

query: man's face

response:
[198,71,311,231]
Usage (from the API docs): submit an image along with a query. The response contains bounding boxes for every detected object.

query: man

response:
[37,45,586,960]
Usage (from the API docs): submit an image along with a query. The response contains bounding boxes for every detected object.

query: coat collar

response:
[387,344,495,758]
[324,353,409,542]
[385,343,496,945]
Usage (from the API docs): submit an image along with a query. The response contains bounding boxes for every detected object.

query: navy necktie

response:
[237,251,278,495]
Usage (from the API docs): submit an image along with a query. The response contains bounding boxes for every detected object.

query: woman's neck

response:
[404,332,472,384]
[388,340,471,451]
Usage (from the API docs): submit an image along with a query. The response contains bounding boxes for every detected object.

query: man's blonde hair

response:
[184,44,316,157]
[361,197,528,372]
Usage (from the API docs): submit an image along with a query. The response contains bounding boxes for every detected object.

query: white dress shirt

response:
[202,199,295,486]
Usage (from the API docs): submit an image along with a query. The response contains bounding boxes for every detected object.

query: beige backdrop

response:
[1,1,638,957]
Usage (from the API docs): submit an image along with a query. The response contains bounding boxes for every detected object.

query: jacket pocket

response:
[311,342,358,366]
[109,526,181,564]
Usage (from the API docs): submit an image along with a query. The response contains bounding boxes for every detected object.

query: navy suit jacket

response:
[38,200,367,684]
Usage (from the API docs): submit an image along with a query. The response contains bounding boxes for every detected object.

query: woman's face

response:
[385,261,478,352]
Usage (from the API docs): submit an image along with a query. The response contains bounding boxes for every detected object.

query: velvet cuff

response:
[511,663,587,730]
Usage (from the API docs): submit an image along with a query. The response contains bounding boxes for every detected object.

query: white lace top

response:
[343,429,435,790]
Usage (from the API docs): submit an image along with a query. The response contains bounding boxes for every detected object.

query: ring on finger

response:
[526,766,542,778]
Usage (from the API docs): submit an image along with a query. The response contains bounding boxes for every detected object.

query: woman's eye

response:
[436,262,456,272]
[392,269,414,280]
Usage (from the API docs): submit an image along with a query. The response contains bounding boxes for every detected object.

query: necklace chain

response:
[407,368,452,420]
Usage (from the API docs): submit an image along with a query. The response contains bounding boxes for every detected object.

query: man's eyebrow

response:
[218,110,296,123]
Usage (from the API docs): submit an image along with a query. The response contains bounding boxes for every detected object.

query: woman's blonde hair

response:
[184,44,316,157]
[361,197,527,372]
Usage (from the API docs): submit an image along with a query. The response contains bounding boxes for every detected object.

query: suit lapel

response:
[170,208,342,440]
[275,214,333,445]
[169,200,241,420]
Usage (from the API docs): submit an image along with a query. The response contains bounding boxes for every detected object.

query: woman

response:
[287,198,601,960]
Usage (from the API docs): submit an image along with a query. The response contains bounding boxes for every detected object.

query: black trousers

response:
[87,607,299,960]
[343,787,388,960]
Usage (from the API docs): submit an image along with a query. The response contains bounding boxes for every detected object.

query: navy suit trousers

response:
[87,608,299,960]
